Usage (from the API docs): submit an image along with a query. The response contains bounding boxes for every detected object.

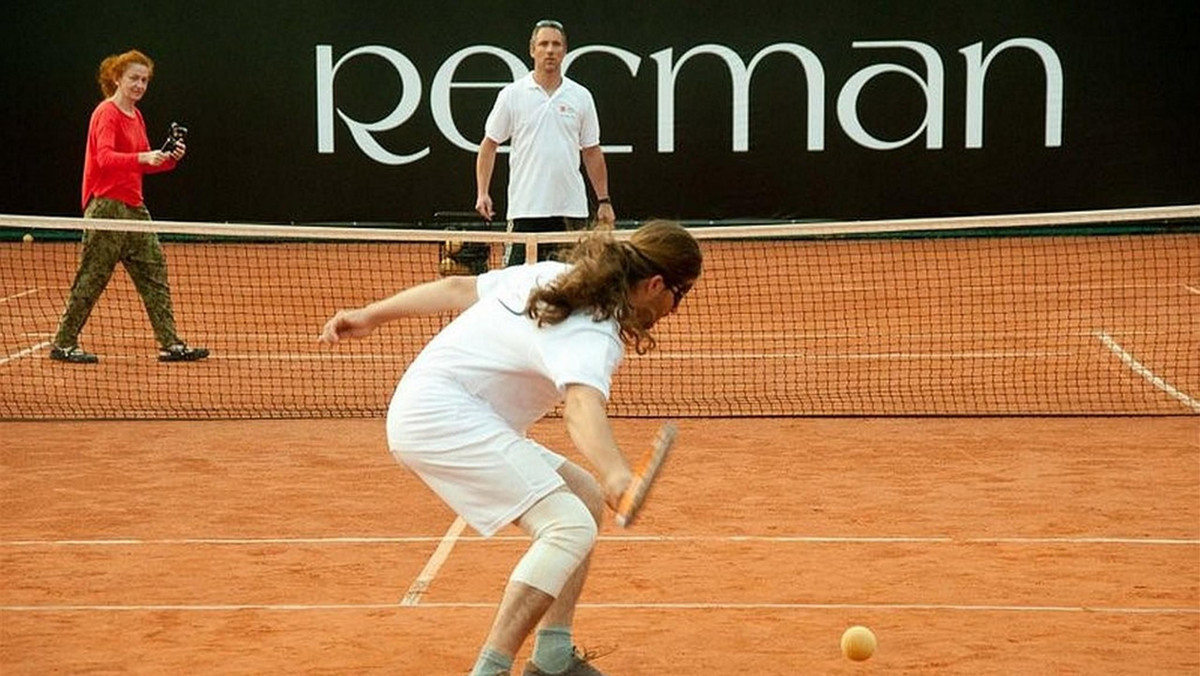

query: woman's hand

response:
[138,150,170,166]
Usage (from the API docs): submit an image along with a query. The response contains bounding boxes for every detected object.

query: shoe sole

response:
[159,352,209,362]
[49,353,98,364]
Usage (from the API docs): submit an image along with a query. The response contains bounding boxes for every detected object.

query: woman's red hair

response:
[97,49,154,98]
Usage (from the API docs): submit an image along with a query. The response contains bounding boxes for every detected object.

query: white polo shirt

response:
[388,261,624,450]
[484,73,601,220]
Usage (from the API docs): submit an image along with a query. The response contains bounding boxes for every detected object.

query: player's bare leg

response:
[483,580,556,653]
[538,552,590,629]
[470,580,554,675]
[475,477,600,675]
[540,461,605,628]
[525,462,608,674]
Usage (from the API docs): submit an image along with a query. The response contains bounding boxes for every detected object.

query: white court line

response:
[17,332,374,341]
[0,601,1194,615]
[0,287,38,303]
[2,534,1196,547]
[646,350,1073,360]
[1,353,413,362]
[16,329,1170,341]
[669,329,1174,341]
[399,517,467,606]
[0,350,1076,363]
[1094,330,1200,412]
[0,341,51,366]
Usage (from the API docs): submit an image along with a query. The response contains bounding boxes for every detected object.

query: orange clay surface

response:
[2,416,1197,674]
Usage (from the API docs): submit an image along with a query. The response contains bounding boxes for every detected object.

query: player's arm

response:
[562,383,632,509]
[580,145,614,229]
[319,276,478,344]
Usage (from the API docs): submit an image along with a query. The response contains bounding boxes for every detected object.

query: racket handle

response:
[613,423,676,528]
[614,477,645,527]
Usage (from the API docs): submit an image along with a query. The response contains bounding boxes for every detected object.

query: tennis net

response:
[1,206,1197,419]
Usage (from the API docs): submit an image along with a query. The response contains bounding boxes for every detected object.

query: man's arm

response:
[563,383,633,508]
[320,276,479,344]
[581,145,614,229]
[475,137,499,220]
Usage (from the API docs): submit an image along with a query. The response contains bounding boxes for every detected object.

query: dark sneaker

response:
[49,345,99,364]
[158,342,209,362]
[522,648,608,676]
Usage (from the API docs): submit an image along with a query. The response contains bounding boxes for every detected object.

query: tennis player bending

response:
[320,220,701,676]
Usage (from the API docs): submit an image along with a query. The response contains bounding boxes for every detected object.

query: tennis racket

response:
[614,422,678,528]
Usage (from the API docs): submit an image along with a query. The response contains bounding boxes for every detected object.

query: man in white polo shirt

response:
[475,19,616,266]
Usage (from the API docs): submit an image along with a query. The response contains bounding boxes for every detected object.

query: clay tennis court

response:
[2,225,1198,673]
[2,416,1197,674]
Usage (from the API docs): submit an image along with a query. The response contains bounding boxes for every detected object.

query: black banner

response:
[2,1,1197,224]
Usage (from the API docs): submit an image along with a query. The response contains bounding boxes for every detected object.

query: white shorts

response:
[387,378,566,537]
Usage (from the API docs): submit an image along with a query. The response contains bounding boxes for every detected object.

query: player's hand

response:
[475,195,494,221]
[318,309,375,344]
[600,465,633,511]
[169,140,186,161]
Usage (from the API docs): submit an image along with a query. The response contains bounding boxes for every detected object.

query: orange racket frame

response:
[614,422,677,527]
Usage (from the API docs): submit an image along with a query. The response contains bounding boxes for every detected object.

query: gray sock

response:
[532,626,573,673]
[470,646,513,676]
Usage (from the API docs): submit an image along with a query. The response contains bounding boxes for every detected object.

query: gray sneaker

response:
[522,647,607,676]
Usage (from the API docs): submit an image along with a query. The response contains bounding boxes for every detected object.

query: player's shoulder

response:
[548,307,623,346]
[477,260,570,298]
[488,259,568,278]
[518,260,571,291]
[531,259,571,277]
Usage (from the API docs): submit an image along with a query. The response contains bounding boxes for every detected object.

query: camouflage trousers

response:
[54,197,179,349]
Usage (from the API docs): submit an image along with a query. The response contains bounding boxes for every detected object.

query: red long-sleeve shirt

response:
[80,100,175,211]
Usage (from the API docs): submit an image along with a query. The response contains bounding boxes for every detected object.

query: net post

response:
[524,236,538,265]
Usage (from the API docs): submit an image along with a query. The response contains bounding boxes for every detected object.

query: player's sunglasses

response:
[667,281,691,310]
[629,244,691,309]
[535,19,564,30]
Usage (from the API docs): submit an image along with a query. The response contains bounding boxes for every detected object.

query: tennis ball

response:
[22,233,34,243]
[841,625,876,661]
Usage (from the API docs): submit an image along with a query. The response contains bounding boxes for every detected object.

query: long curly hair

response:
[97,49,154,98]
[524,220,702,354]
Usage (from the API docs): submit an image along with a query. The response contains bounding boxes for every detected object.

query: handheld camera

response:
[160,122,188,154]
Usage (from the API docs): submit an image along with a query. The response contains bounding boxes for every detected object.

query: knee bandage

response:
[510,492,598,597]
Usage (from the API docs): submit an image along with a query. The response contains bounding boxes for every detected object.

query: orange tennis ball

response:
[840,625,877,661]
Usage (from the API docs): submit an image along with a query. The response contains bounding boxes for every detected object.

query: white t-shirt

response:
[388,261,624,449]
[484,73,601,220]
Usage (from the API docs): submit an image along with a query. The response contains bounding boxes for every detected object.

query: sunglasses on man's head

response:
[535,19,564,30]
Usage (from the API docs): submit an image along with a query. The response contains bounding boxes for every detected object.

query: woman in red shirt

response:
[51,49,207,363]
